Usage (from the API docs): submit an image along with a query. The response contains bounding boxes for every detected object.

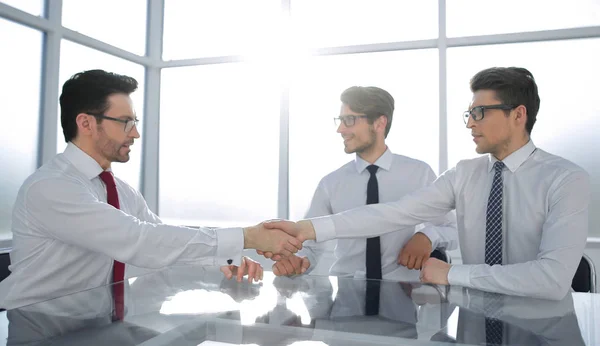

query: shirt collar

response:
[354,147,393,173]
[63,142,106,180]
[488,140,537,173]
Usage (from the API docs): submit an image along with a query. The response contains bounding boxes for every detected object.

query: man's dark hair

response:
[60,69,138,142]
[340,86,395,138]
[470,67,540,134]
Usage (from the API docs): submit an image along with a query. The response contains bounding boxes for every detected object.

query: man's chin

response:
[112,154,130,163]
[474,145,488,154]
[116,147,132,161]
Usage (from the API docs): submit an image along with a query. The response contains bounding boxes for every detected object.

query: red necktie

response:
[99,171,125,321]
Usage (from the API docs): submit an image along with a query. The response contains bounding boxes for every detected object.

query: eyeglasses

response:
[463,104,517,124]
[333,114,371,127]
[88,113,139,132]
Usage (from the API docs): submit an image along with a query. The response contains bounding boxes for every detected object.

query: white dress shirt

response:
[300,148,458,281]
[0,142,243,309]
[311,141,590,300]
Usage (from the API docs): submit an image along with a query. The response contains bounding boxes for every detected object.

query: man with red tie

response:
[0,69,301,313]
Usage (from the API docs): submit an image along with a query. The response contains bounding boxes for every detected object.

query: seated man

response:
[0,70,300,311]
[267,86,457,282]
[266,67,590,301]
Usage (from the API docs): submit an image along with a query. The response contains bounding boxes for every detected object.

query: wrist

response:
[298,220,316,240]
[418,229,437,249]
[243,226,257,249]
[418,232,433,246]
[444,264,452,285]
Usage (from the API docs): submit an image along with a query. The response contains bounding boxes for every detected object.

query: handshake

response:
[231,219,442,283]
[235,219,315,277]
[221,220,315,282]
[243,219,316,257]
[222,219,312,283]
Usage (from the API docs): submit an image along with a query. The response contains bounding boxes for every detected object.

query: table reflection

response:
[1,266,595,346]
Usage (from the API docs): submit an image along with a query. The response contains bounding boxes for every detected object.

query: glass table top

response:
[0,265,597,346]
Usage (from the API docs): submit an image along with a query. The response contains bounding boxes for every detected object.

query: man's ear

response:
[513,105,527,128]
[75,113,94,136]
[376,115,388,134]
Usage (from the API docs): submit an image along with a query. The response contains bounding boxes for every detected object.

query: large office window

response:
[57,40,145,190]
[1,1,599,240]
[159,63,280,227]
[447,0,600,37]
[0,0,44,17]
[447,38,600,236]
[162,0,281,60]
[0,18,42,238]
[289,49,439,220]
[62,0,147,55]
[291,0,438,48]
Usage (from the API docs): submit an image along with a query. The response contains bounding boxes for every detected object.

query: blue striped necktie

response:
[485,161,505,266]
[485,160,505,345]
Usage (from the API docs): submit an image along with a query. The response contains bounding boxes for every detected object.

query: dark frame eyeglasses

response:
[333,114,374,127]
[88,113,139,132]
[463,104,517,124]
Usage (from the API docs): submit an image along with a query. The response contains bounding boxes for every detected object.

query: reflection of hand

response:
[411,284,446,305]
[220,274,262,303]
[398,232,433,270]
[243,222,302,257]
[272,255,310,276]
[272,275,311,298]
[220,256,264,283]
[420,258,450,285]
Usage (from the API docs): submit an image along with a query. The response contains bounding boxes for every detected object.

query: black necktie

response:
[365,164,381,315]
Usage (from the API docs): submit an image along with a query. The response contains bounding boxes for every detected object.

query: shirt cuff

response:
[418,227,440,250]
[448,265,471,287]
[308,216,336,242]
[215,227,244,267]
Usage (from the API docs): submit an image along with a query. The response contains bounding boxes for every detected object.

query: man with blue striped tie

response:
[265,67,590,302]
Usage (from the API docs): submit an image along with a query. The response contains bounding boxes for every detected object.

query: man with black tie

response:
[263,86,457,315]
[266,67,590,301]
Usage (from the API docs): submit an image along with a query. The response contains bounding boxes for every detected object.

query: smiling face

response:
[336,103,378,155]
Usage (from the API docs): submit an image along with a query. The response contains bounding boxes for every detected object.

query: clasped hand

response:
[221,220,311,281]
[254,220,313,276]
